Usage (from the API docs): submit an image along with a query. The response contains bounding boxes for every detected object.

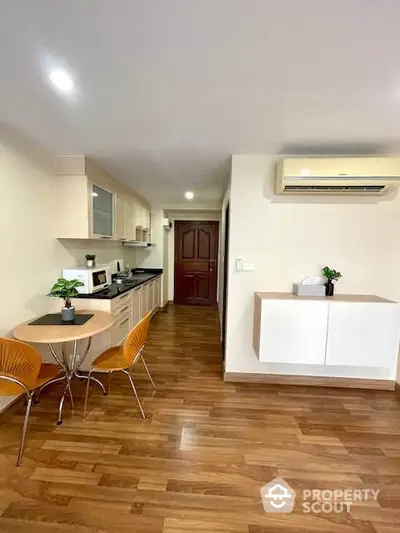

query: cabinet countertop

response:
[76,271,162,300]
[255,292,397,304]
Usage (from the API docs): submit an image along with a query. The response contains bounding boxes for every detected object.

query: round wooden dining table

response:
[13,309,114,425]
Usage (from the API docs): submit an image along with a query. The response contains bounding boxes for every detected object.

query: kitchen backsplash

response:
[58,239,137,270]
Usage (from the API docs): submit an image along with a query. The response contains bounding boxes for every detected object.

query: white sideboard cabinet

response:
[254,292,400,377]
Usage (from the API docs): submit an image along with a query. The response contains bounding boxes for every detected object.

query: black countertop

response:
[75,269,162,300]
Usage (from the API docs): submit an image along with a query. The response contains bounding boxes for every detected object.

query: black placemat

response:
[29,313,94,326]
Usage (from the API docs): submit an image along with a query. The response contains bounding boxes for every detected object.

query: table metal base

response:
[35,336,107,425]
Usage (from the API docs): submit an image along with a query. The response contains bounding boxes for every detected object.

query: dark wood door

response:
[174,221,219,305]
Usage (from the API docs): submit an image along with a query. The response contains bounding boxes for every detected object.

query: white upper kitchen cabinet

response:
[134,205,150,230]
[55,156,151,240]
[115,195,127,241]
[91,183,115,239]
[142,207,150,231]
[326,301,400,368]
[257,298,329,364]
[126,200,138,241]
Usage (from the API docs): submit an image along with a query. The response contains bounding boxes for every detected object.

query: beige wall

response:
[226,154,400,374]
[0,131,142,410]
[0,130,70,409]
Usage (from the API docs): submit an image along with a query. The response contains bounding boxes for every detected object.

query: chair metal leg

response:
[17,394,33,466]
[124,370,146,419]
[83,369,92,419]
[140,354,156,390]
[34,373,67,404]
[76,372,107,395]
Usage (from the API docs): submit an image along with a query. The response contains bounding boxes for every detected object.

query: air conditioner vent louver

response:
[283,185,386,193]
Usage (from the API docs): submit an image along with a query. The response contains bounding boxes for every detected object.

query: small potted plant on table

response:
[85,254,96,268]
[49,278,84,322]
[322,266,342,296]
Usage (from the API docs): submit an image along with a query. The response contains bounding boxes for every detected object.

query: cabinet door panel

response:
[92,184,114,237]
[111,315,131,346]
[141,284,149,316]
[115,196,126,240]
[130,288,140,328]
[142,208,150,231]
[126,201,137,240]
[326,302,400,368]
[259,300,329,364]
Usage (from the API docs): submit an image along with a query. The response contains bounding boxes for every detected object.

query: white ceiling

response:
[1,0,400,207]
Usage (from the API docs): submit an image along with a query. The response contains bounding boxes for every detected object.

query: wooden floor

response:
[1,306,400,532]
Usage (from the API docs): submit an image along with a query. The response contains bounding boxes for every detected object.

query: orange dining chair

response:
[84,312,155,419]
[0,338,61,466]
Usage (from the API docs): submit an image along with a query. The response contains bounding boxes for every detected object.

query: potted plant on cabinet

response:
[49,278,84,322]
[85,254,96,268]
[322,266,342,296]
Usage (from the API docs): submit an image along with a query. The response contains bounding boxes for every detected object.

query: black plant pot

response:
[325,281,334,296]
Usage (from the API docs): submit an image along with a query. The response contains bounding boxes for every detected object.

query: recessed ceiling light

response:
[48,69,75,93]
[185,191,194,200]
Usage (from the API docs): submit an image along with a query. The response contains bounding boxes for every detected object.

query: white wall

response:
[165,210,221,301]
[226,155,400,375]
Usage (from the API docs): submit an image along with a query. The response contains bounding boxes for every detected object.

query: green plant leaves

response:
[322,266,342,282]
[49,278,84,301]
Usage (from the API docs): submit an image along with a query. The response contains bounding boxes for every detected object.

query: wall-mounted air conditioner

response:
[275,157,400,195]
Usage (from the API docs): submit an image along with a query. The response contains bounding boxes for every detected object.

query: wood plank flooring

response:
[1,305,400,532]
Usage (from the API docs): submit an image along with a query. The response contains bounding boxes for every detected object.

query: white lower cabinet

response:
[72,275,162,368]
[326,302,400,368]
[111,314,131,346]
[259,299,329,365]
[131,286,142,328]
[254,293,400,374]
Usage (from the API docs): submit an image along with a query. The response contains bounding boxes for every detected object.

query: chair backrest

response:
[0,338,42,390]
[122,313,151,366]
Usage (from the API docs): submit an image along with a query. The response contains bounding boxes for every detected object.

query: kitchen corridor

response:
[1,305,400,532]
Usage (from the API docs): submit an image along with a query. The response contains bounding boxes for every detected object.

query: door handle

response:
[209,260,216,272]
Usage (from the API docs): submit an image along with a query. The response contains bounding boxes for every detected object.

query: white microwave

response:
[62,266,111,294]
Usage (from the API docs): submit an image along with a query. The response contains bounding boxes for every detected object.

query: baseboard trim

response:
[159,301,172,312]
[223,372,395,391]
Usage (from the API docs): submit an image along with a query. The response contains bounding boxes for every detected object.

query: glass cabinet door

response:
[92,184,114,237]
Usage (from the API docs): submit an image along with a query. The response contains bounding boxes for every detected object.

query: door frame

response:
[221,203,230,358]
[173,220,219,305]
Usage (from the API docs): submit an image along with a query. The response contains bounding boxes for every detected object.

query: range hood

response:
[122,241,154,247]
